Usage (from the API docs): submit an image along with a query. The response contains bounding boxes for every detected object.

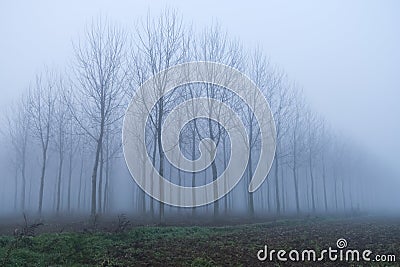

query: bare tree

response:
[319,120,330,212]
[246,47,273,217]
[2,96,30,211]
[66,116,81,213]
[70,18,127,217]
[29,72,57,214]
[133,9,185,223]
[268,71,291,215]
[127,49,152,215]
[304,108,322,213]
[287,87,306,214]
[52,78,69,213]
[194,24,244,218]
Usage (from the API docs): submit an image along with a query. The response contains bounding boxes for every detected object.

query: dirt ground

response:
[0,215,399,266]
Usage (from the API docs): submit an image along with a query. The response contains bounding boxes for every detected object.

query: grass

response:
[0,217,399,266]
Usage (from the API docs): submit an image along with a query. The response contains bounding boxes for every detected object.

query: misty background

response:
[0,1,399,219]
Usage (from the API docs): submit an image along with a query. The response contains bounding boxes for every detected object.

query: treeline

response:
[1,9,379,222]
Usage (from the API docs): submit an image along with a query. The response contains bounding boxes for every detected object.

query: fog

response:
[0,1,399,221]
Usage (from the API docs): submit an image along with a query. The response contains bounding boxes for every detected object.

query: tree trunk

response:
[341,179,346,211]
[150,130,157,219]
[140,155,146,214]
[91,136,102,217]
[293,165,300,214]
[103,155,110,214]
[191,127,196,216]
[248,153,254,217]
[38,147,48,214]
[322,156,328,212]
[274,156,281,215]
[78,159,84,210]
[292,128,300,214]
[98,145,104,214]
[207,118,219,219]
[56,154,63,214]
[14,163,18,211]
[223,136,228,216]
[21,145,27,211]
[67,152,73,212]
[334,176,338,212]
[309,150,316,213]
[280,166,286,214]
[157,101,165,224]
[248,117,254,218]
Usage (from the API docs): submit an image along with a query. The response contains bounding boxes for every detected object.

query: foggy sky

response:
[1,0,399,174]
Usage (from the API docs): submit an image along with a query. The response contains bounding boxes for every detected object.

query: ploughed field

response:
[0,216,399,266]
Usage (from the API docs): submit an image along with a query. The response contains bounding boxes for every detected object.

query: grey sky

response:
[1,0,399,172]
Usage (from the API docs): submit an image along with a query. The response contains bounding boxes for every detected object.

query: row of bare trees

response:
[1,10,379,221]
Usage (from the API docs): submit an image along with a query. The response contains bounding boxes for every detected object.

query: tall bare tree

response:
[269,72,291,215]
[305,108,322,213]
[133,9,185,223]
[70,18,127,217]
[287,88,307,214]
[52,78,69,213]
[2,96,30,211]
[29,72,57,214]
[194,24,244,218]
[246,48,273,217]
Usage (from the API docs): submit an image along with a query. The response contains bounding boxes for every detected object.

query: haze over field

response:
[0,1,399,219]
